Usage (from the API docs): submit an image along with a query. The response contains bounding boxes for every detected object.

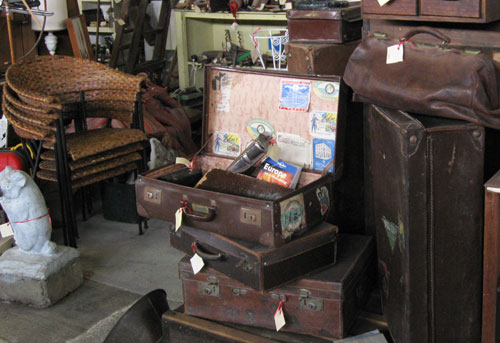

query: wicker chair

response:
[3,56,148,247]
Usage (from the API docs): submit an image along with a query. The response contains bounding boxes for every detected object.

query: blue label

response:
[312,138,335,173]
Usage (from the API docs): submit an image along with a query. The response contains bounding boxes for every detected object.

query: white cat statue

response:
[0,166,56,255]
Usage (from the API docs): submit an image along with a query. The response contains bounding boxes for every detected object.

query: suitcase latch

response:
[232,288,248,296]
[144,187,161,204]
[299,289,323,312]
[199,276,220,297]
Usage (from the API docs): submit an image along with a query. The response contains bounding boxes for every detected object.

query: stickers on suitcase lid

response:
[246,119,276,139]
[312,138,335,173]
[212,131,241,157]
[276,132,312,169]
[213,72,232,113]
[312,81,339,101]
[316,186,330,216]
[279,79,311,112]
[381,216,405,253]
[280,194,306,239]
[310,111,337,138]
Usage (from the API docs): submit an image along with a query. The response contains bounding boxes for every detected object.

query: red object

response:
[0,150,28,172]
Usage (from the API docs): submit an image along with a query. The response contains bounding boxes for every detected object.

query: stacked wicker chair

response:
[2,56,148,247]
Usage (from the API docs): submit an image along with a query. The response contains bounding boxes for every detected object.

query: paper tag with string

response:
[251,27,262,63]
[377,0,391,6]
[175,208,183,232]
[386,42,404,64]
[274,298,287,331]
[231,21,239,31]
[190,243,205,274]
[176,157,191,168]
[0,222,13,238]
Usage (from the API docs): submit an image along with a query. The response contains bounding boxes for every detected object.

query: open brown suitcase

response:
[365,104,484,343]
[179,234,374,339]
[170,222,338,292]
[136,66,349,248]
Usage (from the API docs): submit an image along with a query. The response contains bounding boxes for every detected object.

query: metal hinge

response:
[199,276,220,297]
[299,289,323,312]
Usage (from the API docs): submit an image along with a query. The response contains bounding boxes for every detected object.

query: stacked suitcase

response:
[136,66,377,340]
[286,1,362,76]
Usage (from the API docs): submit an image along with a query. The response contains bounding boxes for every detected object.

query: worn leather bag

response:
[344,28,500,129]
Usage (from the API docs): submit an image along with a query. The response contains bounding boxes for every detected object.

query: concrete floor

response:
[0,213,184,343]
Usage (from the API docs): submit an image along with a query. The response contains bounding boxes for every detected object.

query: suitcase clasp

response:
[232,288,248,296]
[235,253,254,272]
[199,276,220,297]
[299,289,323,312]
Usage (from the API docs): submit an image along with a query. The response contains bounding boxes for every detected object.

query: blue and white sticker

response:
[312,138,335,173]
[316,186,330,216]
[280,194,306,239]
[279,79,311,112]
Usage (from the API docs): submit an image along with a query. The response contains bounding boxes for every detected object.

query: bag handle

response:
[400,28,451,45]
[192,241,224,260]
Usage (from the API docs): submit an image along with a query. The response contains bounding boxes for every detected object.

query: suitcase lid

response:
[200,66,347,184]
[179,234,373,299]
[286,2,361,22]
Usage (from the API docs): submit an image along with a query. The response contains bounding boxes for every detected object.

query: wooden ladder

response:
[110,0,172,77]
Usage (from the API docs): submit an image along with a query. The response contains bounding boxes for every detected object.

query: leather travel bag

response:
[137,66,351,248]
[179,234,374,339]
[344,28,500,129]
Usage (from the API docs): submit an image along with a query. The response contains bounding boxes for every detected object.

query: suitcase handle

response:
[401,28,451,45]
[182,202,217,222]
[192,241,224,260]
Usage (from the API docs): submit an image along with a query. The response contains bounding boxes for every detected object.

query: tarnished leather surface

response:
[344,28,500,129]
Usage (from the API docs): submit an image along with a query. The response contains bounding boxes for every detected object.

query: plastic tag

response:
[231,21,239,31]
[274,305,286,331]
[285,2,293,9]
[175,208,183,232]
[377,0,391,6]
[386,44,404,64]
[0,222,13,238]
[190,253,205,274]
[175,157,191,168]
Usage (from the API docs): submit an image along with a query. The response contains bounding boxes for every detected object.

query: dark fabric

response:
[344,27,500,129]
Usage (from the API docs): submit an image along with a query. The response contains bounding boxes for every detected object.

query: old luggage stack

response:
[136,65,380,339]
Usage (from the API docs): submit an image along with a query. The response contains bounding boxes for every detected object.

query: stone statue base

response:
[0,245,83,308]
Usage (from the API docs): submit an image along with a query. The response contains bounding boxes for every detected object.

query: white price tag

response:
[251,46,260,64]
[377,0,391,6]
[175,208,183,232]
[190,253,205,274]
[231,21,239,31]
[175,157,191,168]
[0,222,13,238]
[386,44,404,64]
[258,3,265,10]
[274,306,286,331]
[284,2,293,9]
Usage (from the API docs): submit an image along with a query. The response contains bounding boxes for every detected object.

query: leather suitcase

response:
[286,40,359,76]
[482,171,500,343]
[365,104,484,343]
[164,308,390,343]
[137,66,349,248]
[170,222,338,291]
[179,234,374,339]
[286,3,362,43]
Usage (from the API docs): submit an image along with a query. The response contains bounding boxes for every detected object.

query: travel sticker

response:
[382,216,398,252]
[214,72,232,113]
[310,111,337,138]
[212,131,241,157]
[279,79,311,112]
[280,194,306,239]
[312,81,339,101]
[312,138,335,173]
[246,119,276,139]
[276,132,312,169]
[316,186,330,216]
